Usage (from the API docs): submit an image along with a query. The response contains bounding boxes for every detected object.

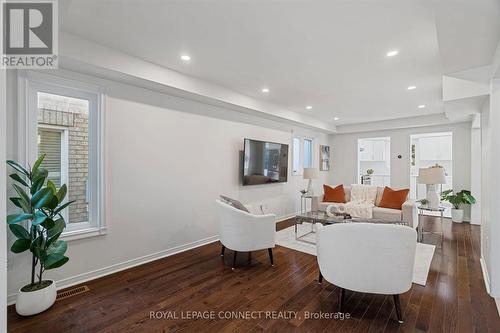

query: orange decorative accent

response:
[323,184,346,203]
[378,187,410,210]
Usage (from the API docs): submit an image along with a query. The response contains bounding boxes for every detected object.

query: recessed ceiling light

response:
[180,54,191,61]
[386,50,399,57]
[261,88,270,93]
[306,106,313,110]
[407,85,416,90]
[418,104,426,109]
[334,117,340,121]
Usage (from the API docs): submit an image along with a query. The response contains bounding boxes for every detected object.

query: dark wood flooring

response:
[8,217,500,332]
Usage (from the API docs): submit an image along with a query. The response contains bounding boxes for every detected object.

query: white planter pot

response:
[451,209,464,223]
[16,280,57,316]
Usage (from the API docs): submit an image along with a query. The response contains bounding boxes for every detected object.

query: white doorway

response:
[410,132,453,216]
[358,137,391,186]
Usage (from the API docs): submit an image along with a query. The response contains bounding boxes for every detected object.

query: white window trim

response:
[18,70,106,241]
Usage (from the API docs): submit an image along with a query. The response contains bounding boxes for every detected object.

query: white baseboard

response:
[7,235,219,305]
[480,256,491,295]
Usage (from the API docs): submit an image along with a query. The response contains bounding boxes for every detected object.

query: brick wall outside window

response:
[37,93,89,224]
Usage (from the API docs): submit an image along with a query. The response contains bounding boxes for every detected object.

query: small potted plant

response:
[441,189,476,223]
[6,154,73,316]
[418,198,429,207]
[366,169,374,175]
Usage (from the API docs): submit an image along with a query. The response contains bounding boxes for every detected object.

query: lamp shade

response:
[417,167,446,184]
[303,168,318,180]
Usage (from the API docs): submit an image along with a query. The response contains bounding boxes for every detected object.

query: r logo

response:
[3,2,53,54]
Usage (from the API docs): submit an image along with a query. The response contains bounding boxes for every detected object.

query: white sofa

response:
[215,200,276,269]
[312,185,417,229]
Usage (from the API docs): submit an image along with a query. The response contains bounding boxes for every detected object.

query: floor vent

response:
[56,285,90,301]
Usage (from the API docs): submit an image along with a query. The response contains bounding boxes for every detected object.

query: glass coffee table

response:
[294,210,408,244]
[294,211,350,244]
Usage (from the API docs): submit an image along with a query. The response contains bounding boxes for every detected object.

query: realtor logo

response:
[2,0,58,68]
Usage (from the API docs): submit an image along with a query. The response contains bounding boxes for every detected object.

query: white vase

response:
[16,280,57,316]
[451,209,464,223]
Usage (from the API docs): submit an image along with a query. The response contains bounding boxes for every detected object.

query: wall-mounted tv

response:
[243,138,289,186]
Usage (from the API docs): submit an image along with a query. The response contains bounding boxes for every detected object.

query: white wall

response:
[483,79,500,297]
[481,99,492,293]
[329,123,472,218]
[1,69,7,333]
[5,69,330,298]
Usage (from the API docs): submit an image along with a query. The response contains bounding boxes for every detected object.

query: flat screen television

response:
[243,138,289,185]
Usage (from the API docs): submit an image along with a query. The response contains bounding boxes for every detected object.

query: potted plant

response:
[6,154,73,316]
[441,189,476,223]
[366,169,374,175]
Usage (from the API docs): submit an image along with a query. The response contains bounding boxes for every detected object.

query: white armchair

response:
[317,223,417,323]
[215,200,276,269]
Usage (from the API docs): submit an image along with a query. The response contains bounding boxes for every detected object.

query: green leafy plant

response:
[441,189,476,209]
[6,154,73,292]
[419,198,429,206]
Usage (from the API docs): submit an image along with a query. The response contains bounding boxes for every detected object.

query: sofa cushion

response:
[219,195,250,213]
[372,207,402,222]
[378,187,410,210]
[323,184,346,203]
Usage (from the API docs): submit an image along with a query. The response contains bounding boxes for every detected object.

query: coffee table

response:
[294,210,408,244]
[294,211,349,244]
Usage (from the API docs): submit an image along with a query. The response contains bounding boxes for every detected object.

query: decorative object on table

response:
[417,166,446,209]
[325,204,346,217]
[366,168,374,175]
[319,145,330,171]
[440,189,476,223]
[303,168,318,195]
[6,154,74,316]
[418,198,429,206]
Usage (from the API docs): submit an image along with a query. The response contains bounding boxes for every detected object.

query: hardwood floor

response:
[8,217,500,332]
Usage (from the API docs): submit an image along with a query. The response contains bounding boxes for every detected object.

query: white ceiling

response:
[60,0,500,126]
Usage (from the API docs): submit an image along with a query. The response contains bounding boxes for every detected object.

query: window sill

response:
[61,226,107,242]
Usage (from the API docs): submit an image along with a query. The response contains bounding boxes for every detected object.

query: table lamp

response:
[417,166,446,209]
[303,168,318,195]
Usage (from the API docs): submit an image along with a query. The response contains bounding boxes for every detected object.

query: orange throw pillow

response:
[378,187,410,210]
[323,184,346,203]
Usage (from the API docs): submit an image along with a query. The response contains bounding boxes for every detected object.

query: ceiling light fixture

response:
[407,85,416,90]
[261,88,270,93]
[180,54,191,61]
[306,106,313,110]
[334,117,340,121]
[386,50,399,57]
[418,104,426,109]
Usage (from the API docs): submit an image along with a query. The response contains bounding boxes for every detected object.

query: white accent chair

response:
[215,200,276,269]
[317,223,417,323]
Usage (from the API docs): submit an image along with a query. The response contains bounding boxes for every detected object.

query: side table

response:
[418,206,445,246]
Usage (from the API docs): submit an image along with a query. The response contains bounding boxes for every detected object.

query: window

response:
[292,136,315,175]
[21,71,105,240]
[292,137,300,174]
[303,138,313,168]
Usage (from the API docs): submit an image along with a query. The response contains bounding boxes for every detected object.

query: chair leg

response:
[268,248,274,266]
[220,245,225,257]
[393,294,403,324]
[318,271,323,284]
[339,288,346,313]
[232,251,237,270]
